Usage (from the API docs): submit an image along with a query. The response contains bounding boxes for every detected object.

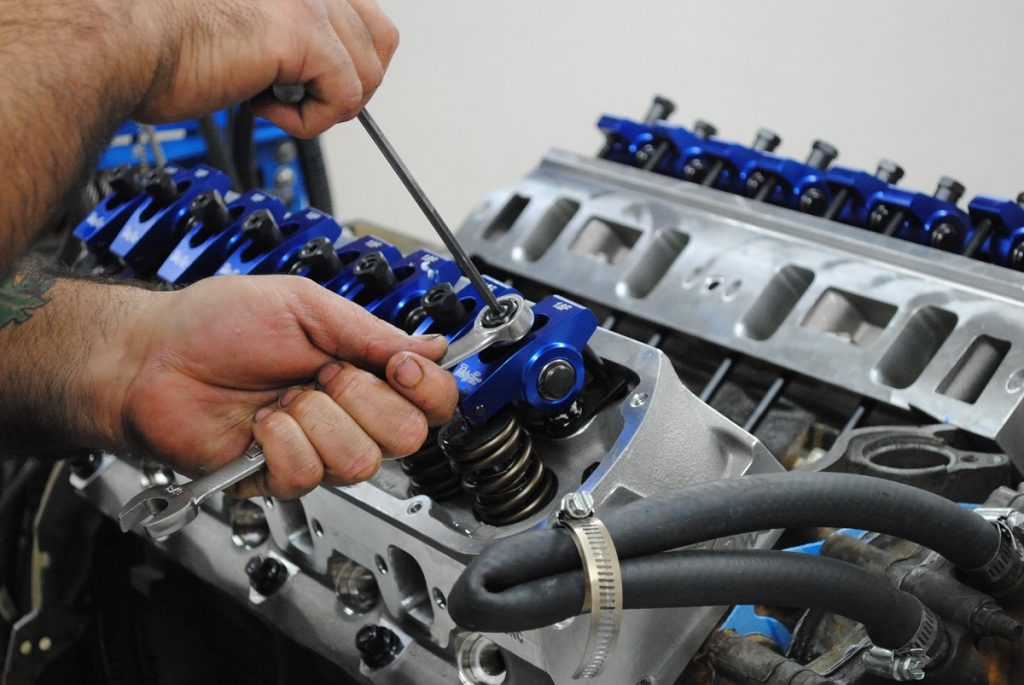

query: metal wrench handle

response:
[270,83,501,315]
[187,442,266,506]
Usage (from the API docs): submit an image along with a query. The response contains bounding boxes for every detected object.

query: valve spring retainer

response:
[440,409,557,525]
[400,428,462,501]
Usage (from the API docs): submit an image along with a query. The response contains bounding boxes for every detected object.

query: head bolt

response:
[354,252,397,294]
[537,359,577,401]
[934,176,965,205]
[752,128,782,152]
[642,95,676,125]
[291,236,342,280]
[693,119,718,140]
[189,190,230,233]
[107,165,142,197]
[242,209,283,249]
[806,140,839,170]
[245,555,288,596]
[875,159,905,185]
[422,283,468,331]
[356,625,402,669]
[142,169,178,205]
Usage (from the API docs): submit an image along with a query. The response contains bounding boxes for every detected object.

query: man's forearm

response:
[0,1,167,272]
[0,258,153,458]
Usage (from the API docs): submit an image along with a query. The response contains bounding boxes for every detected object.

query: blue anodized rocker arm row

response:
[158,190,288,285]
[109,165,231,277]
[215,207,341,276]
[73,166,149,261]
[358,249,462,325]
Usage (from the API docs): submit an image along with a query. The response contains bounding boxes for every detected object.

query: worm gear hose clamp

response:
[556,492,623,679]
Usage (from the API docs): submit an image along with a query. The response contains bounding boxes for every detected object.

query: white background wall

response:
[321,1,1024,244]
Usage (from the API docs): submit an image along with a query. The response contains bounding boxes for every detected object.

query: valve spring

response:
[439,409,557,526]
[399,429,462,501]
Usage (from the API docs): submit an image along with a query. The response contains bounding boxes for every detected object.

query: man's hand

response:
[134,0,399,138]
[0,0,398,271]
[0,265,458,500]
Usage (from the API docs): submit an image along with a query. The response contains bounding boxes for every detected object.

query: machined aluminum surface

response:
[456,149,1024,468]
[76,328,782,685]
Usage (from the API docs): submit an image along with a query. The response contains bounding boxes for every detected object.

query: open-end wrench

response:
[118,442,265,540]
[117,294,533,540]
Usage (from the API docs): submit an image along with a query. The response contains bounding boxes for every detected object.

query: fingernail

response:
[280,387,303,407]
[253,407,274,423]
[317,363,342,387]
[392,355,423,389]
[414,334,444,341]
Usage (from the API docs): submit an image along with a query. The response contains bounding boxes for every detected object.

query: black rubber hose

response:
[231,104,259,191]
[449,473,998,638]
[449,549,925,649]
[296,137,333,215]
[198,115,242,190]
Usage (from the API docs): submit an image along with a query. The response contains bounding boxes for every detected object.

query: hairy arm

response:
[0,258,152,457]
[0,1,163,270]
[0,0,398,273]
[0,260,457,498]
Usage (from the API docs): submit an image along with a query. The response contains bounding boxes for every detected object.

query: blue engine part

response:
[70,165,598,422]
[101,113,309,211]
[215,208,342,276]
[967,195,1024,266]
[108,165,231,277]
[596,106,1024,272]
[157,190,289,285]
[720,530,869,653]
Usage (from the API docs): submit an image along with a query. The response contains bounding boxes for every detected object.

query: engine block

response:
[58,100,1024,685]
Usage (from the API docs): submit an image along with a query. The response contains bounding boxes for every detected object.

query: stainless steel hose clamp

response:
[556,492,623,679]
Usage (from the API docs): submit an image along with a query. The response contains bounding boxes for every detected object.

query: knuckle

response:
[380,22,400,58]
[286,458,323,493]
[286,389,325,421]
[346,443,383,482]
[391,410,428,456]
[325,364,369,402]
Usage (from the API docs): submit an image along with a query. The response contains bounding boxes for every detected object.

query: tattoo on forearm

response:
[0,271,55,328]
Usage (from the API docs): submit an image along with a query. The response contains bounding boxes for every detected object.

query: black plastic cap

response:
[934,176,966,205]
[752,129,782,152]
[242,209,283,249]
[806,140,839,170]
[693,119,718,140]
[354,252,397,293]
[189,190,230,232]
[422,282,467,332]
[292,236,342,280]
[642,95,676,125]
[875,160,905,185]
[143,169,178,205]
[356,625,401,669]
[108,165,141,198]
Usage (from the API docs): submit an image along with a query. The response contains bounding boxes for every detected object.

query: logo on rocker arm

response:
[454,363,483,386]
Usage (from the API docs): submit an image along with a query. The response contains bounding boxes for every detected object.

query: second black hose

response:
[449,549,927,649]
